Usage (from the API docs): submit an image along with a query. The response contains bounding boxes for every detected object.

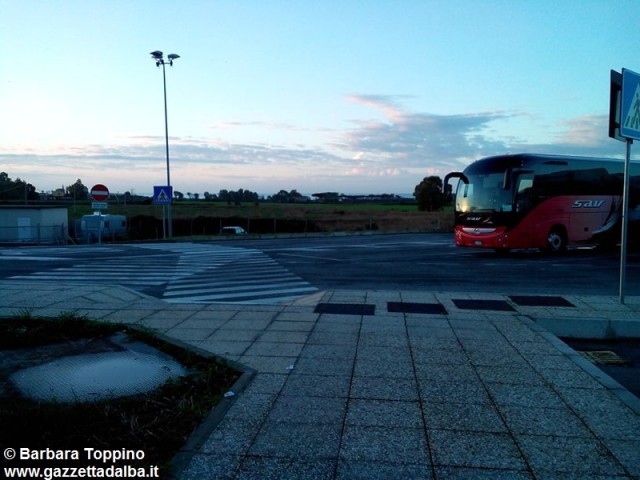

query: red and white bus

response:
[444,153,640,252]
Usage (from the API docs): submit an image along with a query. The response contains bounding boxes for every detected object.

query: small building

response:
[0,206,68,244]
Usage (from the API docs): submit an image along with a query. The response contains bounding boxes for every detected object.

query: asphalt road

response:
[1,233,639,297]
[229,233,640,296]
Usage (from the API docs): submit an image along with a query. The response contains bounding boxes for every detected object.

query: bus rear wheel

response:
[544,227,567,254]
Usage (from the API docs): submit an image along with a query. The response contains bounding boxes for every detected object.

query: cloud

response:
[554,115,616,148]
[210,120,300,131]
[507,114,624,159]
[0,96,626,194]
[334,95,624,178]
[334,94,517,174]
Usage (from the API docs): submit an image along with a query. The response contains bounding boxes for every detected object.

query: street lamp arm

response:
[150,51,180,66]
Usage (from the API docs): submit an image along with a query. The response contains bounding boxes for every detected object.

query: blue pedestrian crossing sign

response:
[620,68,640,141]
[153,186,173,205]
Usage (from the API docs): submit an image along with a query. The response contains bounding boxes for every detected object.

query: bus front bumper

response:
[455,226,511,249]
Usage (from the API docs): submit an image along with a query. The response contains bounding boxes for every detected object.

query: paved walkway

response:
[2,281,640,479]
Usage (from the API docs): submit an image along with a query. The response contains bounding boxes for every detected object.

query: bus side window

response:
[517,178,533,194]
[515,177,534,212]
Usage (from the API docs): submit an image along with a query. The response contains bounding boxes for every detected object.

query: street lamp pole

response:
[150,50,179,239]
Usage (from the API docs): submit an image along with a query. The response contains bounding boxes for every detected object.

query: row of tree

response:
[0,172,39,201]
[0,173,89,201]
[1,172,451,211]
[202,189,309,203]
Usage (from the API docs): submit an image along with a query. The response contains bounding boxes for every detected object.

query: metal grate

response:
[387,302,447,315]
[314,303,376,316]
[578,350,628,366]
[452,299,515,312]
[509,295,575,307]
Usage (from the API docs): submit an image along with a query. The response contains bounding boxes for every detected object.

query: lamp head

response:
[150,50,164,60]
[167,53,180,66]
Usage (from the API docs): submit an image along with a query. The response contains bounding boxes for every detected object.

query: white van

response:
[220,226,247,235]
[77,214,127,242]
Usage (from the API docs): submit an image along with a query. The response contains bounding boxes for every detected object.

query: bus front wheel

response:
[544,227,567,254]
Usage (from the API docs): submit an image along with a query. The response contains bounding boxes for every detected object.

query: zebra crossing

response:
[6,243,319,305]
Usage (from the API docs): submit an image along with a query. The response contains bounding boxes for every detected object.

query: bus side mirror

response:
[443,172,469,194]
[503,168,513,190]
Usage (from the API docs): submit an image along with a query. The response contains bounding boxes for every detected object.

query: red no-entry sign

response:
[90,184,110,202]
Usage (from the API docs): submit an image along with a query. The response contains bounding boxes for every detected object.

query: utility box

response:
[0,206,68,244]
[77,214,127,243]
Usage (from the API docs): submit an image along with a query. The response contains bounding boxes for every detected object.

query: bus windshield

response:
[456,173,513,213]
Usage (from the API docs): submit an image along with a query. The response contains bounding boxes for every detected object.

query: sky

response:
[1,0,640,197]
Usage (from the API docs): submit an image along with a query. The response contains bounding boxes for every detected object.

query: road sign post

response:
[90,184,110,245]
[610,68,640,304]
[153,186,173,240]
[619,139,632,304]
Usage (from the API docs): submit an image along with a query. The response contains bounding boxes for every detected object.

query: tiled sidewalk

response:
[168,291,640,479]
[1,282,639,479]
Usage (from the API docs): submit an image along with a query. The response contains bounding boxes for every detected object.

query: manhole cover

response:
[578,350,629,366]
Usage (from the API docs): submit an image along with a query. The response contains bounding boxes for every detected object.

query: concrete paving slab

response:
[337,461,432,480]
[178,316,231,329]
[270,395,347,425]
[237,355,298,374]
[236,457,336,480]
[209,328,264,342]
[99,308,161,323]
[198,339,253,357]
[424,400,507,433]
[345,398,423,428]
[299,343,357,361]
[249,420,342,460]
[349,376,419,402]
[340,425,428,464]
[429,429,527,470]
[280,374,350,399]
[516,434,626,477]
[266,320,316,332]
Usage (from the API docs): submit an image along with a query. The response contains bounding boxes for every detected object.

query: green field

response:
[69,200,424,221]
[64,200,454,237]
